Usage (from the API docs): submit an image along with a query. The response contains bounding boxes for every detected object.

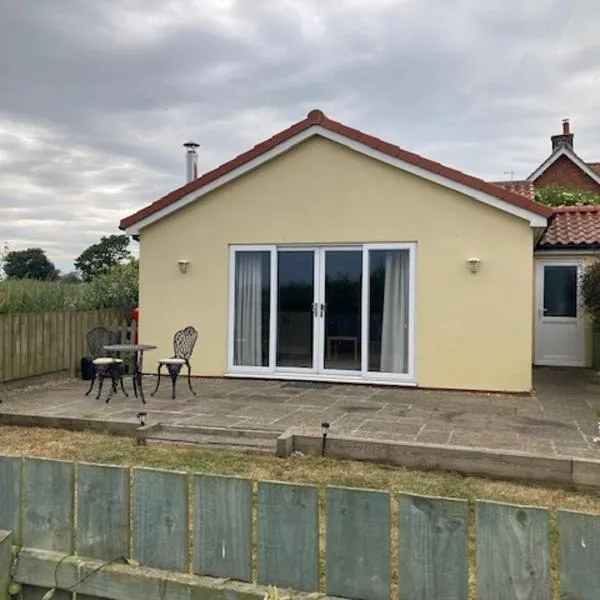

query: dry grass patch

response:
[1,425,598,511]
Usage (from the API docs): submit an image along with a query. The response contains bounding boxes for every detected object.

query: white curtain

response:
[234,252,263,366]
[380,251,409,373]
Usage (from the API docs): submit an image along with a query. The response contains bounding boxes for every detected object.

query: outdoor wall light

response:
[321,421,330,456]
[177,259,190,274]
[466,257,481,274]
[136,411,148,446]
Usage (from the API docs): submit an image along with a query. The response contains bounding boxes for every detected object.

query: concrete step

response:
[158,423,281,439]
[145,424,281,453]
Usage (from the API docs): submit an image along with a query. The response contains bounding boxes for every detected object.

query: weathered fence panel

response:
[326,487,391,600]
[21,458,74,600]
[77,463,130,561]
[398,494,468,600]
[194,474,252,581]
[132,468,188,571]
[0,456,21,542]
[22,458,74,553]
[558,508,600,600]
[0,308,133,383]
[257,481,319,592]
[1,316,11,381]
[3,455,600,600]
[476,500,551,600]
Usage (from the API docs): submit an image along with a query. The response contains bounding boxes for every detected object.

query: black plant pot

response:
[81,357,94,381]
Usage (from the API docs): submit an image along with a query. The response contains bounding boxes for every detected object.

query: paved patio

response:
[2,367,600,458]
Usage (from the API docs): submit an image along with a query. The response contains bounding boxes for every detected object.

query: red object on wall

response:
[132,307,139,344]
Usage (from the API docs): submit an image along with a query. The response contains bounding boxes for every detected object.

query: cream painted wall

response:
[138,136,535,392]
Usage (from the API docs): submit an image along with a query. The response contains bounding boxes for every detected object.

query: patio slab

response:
[1,366,600,459]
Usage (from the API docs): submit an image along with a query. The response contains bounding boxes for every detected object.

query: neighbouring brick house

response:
[529,120,600,193]
[493,119,600,195]
[492,120,600,368]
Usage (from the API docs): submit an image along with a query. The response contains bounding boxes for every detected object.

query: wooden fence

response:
[0,308,133,383]
[1,456,599,600]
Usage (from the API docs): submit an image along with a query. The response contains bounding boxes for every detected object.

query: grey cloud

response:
[1,0,600,272]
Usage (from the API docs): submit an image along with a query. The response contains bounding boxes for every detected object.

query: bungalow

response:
[120,111,600,393]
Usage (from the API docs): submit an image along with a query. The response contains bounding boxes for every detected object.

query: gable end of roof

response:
[527,145,600,189]
[121,110,551,233]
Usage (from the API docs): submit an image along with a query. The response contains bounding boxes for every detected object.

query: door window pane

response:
[544,266,577,317]
[368,249,410,374]
[233,251,270,366]
[323,250,362,371]
[277,251,314,368]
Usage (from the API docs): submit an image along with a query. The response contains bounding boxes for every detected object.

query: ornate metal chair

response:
[151,326,198,399]
[85,326,127,400]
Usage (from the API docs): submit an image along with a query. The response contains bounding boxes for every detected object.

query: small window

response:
[543,265,577,317]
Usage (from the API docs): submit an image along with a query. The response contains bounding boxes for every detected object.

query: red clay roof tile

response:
[120,110,552,230]
[587,162,600,175]
[491,180,535,200]
[538,205,600,248]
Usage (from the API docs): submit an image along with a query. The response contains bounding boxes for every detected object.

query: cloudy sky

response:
[1,0,599,272]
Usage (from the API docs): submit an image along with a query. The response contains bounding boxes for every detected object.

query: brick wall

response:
[533,154,600,193]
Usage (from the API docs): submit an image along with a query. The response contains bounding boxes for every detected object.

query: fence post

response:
[69,311,76,379]
[0,316,5,384]
[0,529,12,600]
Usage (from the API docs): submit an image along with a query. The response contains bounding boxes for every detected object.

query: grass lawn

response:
[2,425,599,599]
[1,425,598,511]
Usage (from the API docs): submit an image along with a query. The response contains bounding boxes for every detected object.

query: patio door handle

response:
[311,303,326,317]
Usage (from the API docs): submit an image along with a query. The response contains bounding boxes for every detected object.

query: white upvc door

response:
[315,246,363,376]
[534,260,585,366]
[273,247,320,375]
[228,244,416,383]
[271,246,365,377]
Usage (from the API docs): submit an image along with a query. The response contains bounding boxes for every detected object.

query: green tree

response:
[0,242,9,279]
[582,261,600,327]
[60,271,82,284]
[75,234,132,282]
[84,259,139,308]
[3,248,59,280]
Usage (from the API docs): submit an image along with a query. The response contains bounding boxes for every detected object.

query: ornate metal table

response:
[104,343,156,404]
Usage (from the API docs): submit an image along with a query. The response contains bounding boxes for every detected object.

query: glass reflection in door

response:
[322,250,362,371]
[276,250,315,368]
[543,265,577,317]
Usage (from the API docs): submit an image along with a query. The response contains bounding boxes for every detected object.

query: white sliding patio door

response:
[365,247,411,376]
[230,248,272,368]
[275,248,318,373]
[229,244,415,383]
[319,248,363,373]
